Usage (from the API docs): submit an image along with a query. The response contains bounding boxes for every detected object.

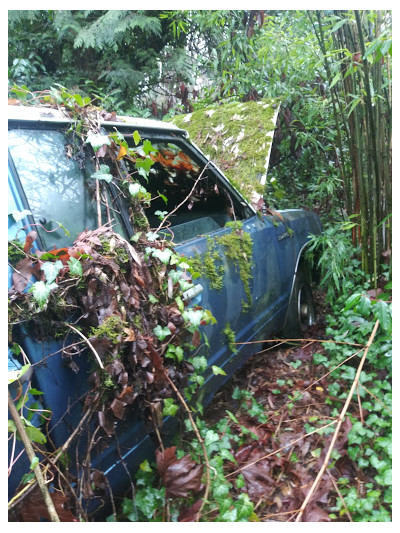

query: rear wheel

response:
[282,269,315,338]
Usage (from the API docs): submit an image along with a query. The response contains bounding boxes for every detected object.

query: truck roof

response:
[7,104,187,136]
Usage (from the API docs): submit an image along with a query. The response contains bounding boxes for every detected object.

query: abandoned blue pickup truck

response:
[8,103,322,511]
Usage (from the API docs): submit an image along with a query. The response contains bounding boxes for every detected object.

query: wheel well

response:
[297,244,321,287]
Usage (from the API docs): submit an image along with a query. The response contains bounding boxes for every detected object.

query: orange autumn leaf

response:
[116,145,128,160]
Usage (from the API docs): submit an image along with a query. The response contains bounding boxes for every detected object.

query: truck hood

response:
[169,98,280,204]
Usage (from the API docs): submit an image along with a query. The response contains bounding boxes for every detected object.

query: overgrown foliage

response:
[8,9,392,521]
[8,90,221,521]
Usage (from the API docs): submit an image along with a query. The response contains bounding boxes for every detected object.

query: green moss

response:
[91,315,126,345]
[134,212,149,229]
[170,99,279,200]
[223,323,237,353]
[217,222,253,312]
[8,239,26,265]
[190,237,225,291]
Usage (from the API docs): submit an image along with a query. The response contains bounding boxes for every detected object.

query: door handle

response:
[182,283,204,302]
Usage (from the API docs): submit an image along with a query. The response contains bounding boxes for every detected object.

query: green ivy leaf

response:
[219,448,237,463]
[9,209,32,222]
[175,295,184,312]
[162,398,179,417]
[139,460,152,472]
[8,420,17,433]
[28,388,44,396]
[86,131,111,152]
[212,365,226,376]
[133,130,141,146]
[157,190,168,205]
[235,474,246,489]
[23,425,47,444]
[129,182,148,197]
[375,468,392,486]
[142,139,157,155]
[67,257,83,277]
[204,430,219,446]
[29,456,39,470]
[134,486,165,520]
[8,364,31,384]
[91,164,113,183]
[153,325,171,341]
[151,248,172,264]
[234,493,254,521]
[41,260,63,284]
[29,281,58,308]
[191,355,208,372]
[213,482,230,499]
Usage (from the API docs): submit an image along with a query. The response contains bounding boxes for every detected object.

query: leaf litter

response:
[202,291,370,522]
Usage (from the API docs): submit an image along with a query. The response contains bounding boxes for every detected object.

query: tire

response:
[282,269,315,338]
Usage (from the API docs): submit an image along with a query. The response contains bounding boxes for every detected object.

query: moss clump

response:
[170,99,279,201]
[223,323,237,353]
[99,236,130,264]
[190,237,225,291]
[8,239,26,266]
[217,222,253,312]
[91,315,126,345]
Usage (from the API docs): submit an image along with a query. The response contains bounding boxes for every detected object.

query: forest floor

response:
[203,290,363,522]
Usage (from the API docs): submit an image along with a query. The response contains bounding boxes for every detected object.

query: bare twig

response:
[95,179,102,228]
[327,469,353,522]
[294,320,380,522]
[8,390,60,522]
[357,382,392,414]
[155,162,210,234]
[261,508,302,520]
[64,323,104,369]
[8,407,93,511]
[164,373,210,522]
[357,383,364,424]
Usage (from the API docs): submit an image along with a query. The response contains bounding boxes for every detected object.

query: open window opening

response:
[124,139,248,242]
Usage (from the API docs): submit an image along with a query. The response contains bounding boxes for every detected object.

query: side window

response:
[8,129,125,249]
[124,140,247,242]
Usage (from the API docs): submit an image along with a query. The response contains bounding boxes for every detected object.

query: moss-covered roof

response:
[169,98,280,202]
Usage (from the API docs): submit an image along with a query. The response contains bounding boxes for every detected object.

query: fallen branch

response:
[234,337,364,347]
[8,390,60,522]
[294,320,380,522]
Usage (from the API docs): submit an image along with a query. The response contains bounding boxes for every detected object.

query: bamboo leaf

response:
[330,18,348,34]
[329,72,342,89]
[373,301,391,335]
